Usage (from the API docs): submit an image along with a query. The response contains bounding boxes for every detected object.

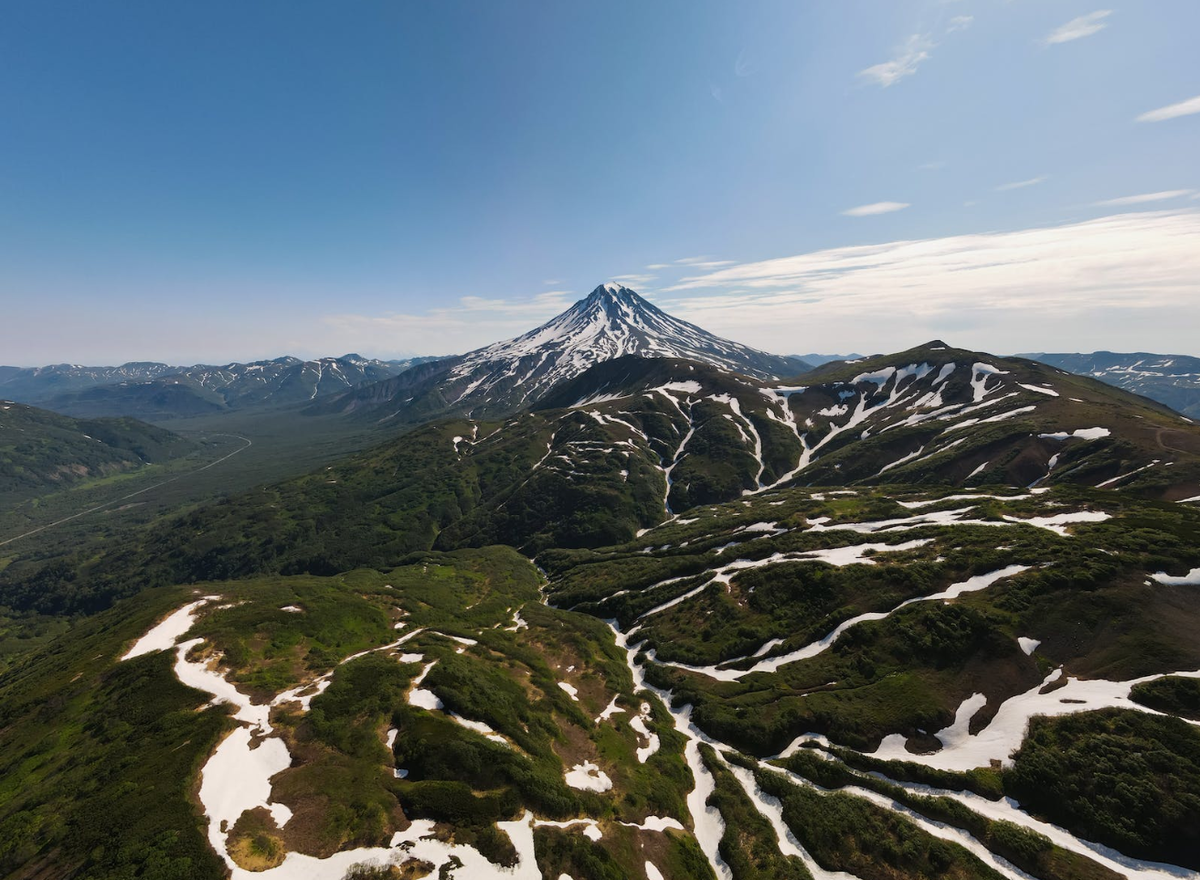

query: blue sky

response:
[2,0,1198,364]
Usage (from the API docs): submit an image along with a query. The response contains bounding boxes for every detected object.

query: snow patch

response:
[564,761,613,792]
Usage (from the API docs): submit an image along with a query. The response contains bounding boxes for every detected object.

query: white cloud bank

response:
[1045,10,1112,45]
[653,210,1200,356]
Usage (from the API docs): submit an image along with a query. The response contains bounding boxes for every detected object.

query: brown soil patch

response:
[551,718,601,770]
[398,859,435,879]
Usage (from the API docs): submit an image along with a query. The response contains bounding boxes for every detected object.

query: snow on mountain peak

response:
[443,284,798,409]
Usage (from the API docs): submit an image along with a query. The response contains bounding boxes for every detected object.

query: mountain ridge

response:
[0,355,437,420]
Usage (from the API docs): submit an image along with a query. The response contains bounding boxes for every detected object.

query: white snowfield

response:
[564,761,614,792]
[872,666,1200,773]
[630,701,661,763]
[121,597,218,660]
[1018,383,1060,397]
[1039,427,1112,441]
[1017,637,1041,656]
[1152,566,1200,586]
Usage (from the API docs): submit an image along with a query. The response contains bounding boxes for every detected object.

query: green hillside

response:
[0,401,194,500]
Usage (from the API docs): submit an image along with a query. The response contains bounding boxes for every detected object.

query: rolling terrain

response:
[2,287,1199,880]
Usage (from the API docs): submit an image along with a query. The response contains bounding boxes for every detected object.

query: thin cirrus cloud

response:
[655,210,1200,355]
[1136,95,1200,123]
[946,16,973,34]
[842,201,910,217]
[609,273,657,287]
[995,176,1048,191]
[1093,190,1193,207]
[858,35,934,87]
[674,256,735,269]
[1044,10,1112,45]
[321,289,575,357]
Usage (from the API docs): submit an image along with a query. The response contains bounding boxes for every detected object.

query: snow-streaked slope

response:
[768,341,1200,497]
[1025,351,1200,420]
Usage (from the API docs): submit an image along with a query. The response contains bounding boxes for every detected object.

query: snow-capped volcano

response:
[444,283,801,407]
[318,283,806,421]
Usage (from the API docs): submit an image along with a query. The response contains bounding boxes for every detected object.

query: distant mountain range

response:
[1023,351,1200,420]
[790,352,865,367]
[317,283,811,423]
[0,355,438,420]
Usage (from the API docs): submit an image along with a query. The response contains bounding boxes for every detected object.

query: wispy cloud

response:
[842,201,910,217]
[609,273,657,286]
[995,176,1048,191]
[858,35,934,87]
[645,263,671,270]
[1136,94,1200,123]
[321,290,575,357]
[654,210,1200,355]
[1093,189,1193,206]
[919,161,947,171]
[1045,10,1112,45]
[674,256,733,268]
[947,16,973,34]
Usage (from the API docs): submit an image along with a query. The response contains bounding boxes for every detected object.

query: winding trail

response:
[0,433,252,548]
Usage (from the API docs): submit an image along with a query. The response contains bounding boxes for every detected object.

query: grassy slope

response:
[1006,709,1200,869]
[0,586,228,880]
